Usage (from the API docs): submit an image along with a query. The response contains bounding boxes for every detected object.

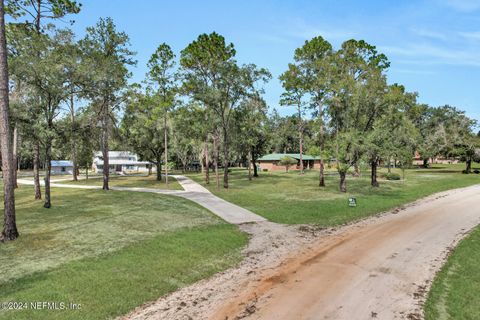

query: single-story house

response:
[51,160,74,175]
[257,153,321,171]
[92,151,153,174]
[412,151,460,165]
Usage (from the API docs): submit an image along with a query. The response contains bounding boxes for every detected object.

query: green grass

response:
[57,174,183,190]
[0,185,247,319]
[187,163,480,225]
[424,225,480,320]
[0,225,246,320]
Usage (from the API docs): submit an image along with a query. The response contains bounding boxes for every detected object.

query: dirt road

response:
[211,185,480,320]
[124,185,480,320]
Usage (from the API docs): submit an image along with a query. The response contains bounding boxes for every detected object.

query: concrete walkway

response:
[173,175,266,224]
[17,175,266,225]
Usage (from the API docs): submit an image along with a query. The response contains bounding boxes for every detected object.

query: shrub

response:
[262,169,268,172]
[278,156,298,172]
[474,169,479,174]
[462,170,469,174]
[385,172,401,180]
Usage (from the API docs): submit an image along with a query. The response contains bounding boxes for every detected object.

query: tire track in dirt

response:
[211,185,480,320]
[123,184,480,320]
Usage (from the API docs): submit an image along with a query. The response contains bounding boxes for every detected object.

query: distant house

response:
[51,160,74,175]
[257,153,321,171]
[412,151,460,165]
[92,151,153,174]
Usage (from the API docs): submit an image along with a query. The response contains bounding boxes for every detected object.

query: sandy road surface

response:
[211,185,480,320]
[123,185,480,320]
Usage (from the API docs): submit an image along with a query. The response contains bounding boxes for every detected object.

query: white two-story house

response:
[92,151,153,174]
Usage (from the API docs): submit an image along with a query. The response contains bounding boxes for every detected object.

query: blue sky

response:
[66,0,480,121]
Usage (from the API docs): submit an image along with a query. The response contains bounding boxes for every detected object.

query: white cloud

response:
[256,19,356,48]
[390,68,436,75]
[380,43,480,67]
[411,28,447,41]
[440,0,480,12]
[459,31,480,41]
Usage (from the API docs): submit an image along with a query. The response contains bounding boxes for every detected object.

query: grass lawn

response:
[187,163,480,225]
[424,225,480,320]
[57,174,183,190]
[0,185,247,319]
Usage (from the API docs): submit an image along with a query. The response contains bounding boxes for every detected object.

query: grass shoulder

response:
[424,225,480,320]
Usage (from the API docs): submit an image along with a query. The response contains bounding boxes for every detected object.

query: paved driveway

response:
[17,175,266,225]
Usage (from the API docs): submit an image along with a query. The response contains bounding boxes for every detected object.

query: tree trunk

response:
[248,150,252,181]
[423,158,428,168]
[156,156,162,181]
[204,139,209,185]
[466,159,472,173]
[252,148,258,178]
[33,141,41,199]
[181,157,187,173]
[32,0,43,203]
[43,141,52,208]
[213,133,219,189]
[298,104,304,174]
[0,0,18,241]
[222,127,229,189]
[101,111,109,190]
[299,139,304,173]
[353,162,360,177]
[12,125,17,188]
[164,114,168,186]
[319,160,325,187]
[71,139,78,181]
[387,156,392,173]
[339,171,347,193]
[371,159,379,187]
[148,164,152,176]
[86,166,89,180]
[70,93,78,181]
[318,104,325,187]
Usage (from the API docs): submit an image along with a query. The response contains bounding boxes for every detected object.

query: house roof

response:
[94,151,137,158]
[95,160,151,165]
[93,151,150,165]
[258,153,320,161]
[51,160,73,167]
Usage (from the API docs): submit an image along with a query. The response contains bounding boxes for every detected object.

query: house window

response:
[61,167,66,172]
[126,165,134,170]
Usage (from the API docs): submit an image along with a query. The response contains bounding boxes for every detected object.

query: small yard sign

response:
[348,197,357,207]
